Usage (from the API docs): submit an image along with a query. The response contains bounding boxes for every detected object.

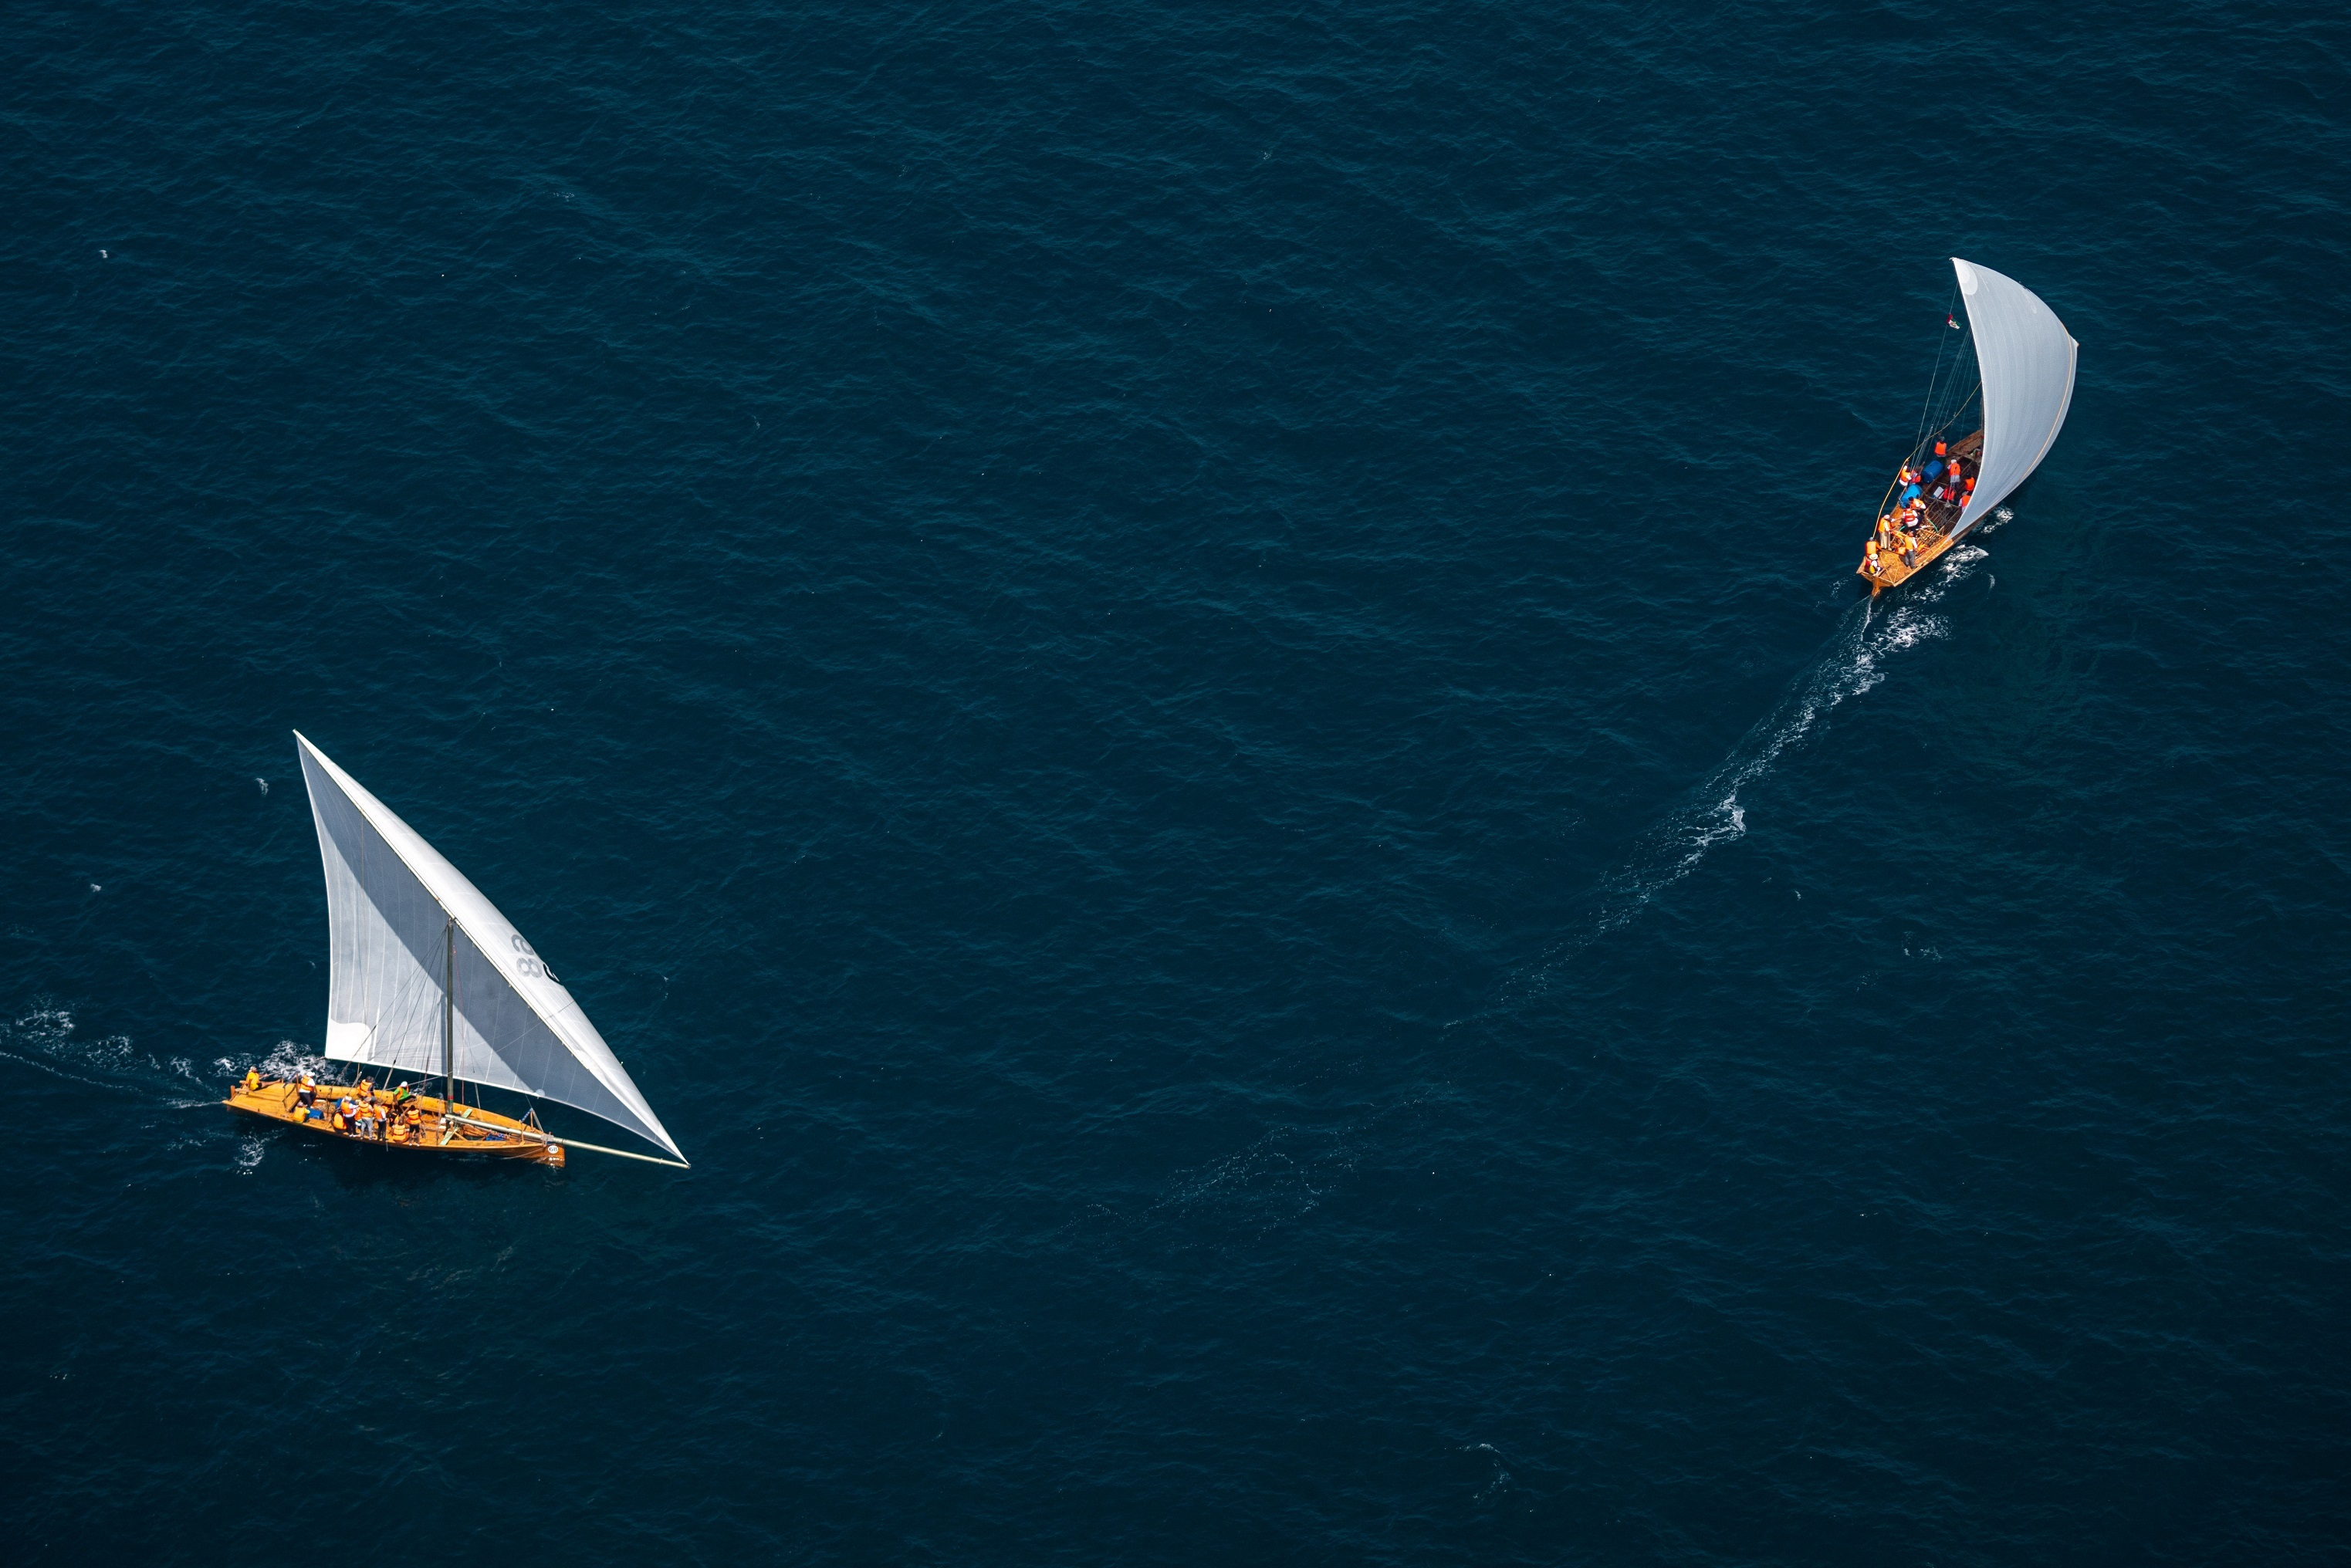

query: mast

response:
[442,917,456,1105]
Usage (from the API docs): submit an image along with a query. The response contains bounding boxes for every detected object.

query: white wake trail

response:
[1495,553,1981,1004]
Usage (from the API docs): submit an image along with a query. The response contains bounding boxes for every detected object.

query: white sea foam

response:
[0,1005,146,1090]
[0,1007,326,1119]
[1144,1124,1358,1238]
[1500,559,1981,1002]
[259,1039,330,1082]
[1465,1442,1513,1500]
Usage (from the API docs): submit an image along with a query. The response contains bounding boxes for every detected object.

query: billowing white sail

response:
[1952,257,2077,536]
[294,732,685,1162]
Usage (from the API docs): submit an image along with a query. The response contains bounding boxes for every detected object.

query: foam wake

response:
[1497,552,1983,1003]
[0,1005,326,1108]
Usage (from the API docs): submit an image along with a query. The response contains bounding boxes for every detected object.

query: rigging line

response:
[1912,305,1946,451]
[1911,282,1963,455]
[1921,343,1977,468]
[441,1109,688,1168]
[1926,378,1984,448]
[1937,330,1976,424]
[1872,296,1958,528]
[545,1135,689,1168]
[1875,371,1981,535]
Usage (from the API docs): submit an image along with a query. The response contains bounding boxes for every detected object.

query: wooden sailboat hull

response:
[1858,428,1984,592]
[225,1080,566,1167]
[1861,525,1964,590]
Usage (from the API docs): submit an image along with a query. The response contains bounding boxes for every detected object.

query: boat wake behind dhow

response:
[1493,551,1981,1008]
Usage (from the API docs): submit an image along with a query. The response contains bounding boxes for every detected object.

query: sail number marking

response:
[509,934,560,984]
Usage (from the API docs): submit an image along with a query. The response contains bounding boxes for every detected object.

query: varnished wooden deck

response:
[225,1078,565,1166]
[1856,428,1982,591]
[1860,525,1962,589]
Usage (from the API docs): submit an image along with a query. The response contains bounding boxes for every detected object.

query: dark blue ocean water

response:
[5,2,2349,1560]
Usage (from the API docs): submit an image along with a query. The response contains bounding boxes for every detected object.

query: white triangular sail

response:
[293,732,685,1163]
[1952,257,2077,536]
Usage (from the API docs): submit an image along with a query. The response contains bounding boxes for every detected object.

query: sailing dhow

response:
[1859,258,2077,590]
[225,732,687,1169]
